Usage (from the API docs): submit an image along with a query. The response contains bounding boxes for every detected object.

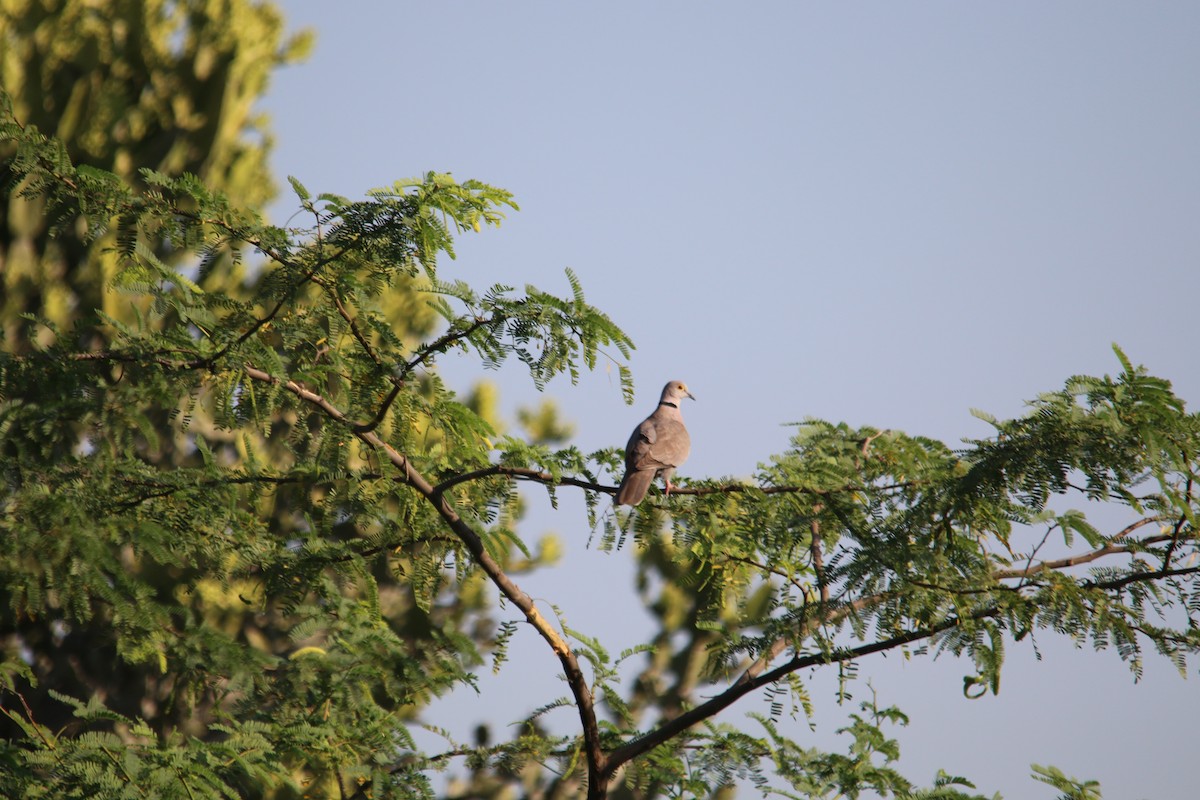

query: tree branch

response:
[432,464,610,496]
[603,611,975,775]
[314,275,383,367]
[811,505,829,604]
[351,380,403,434]
[605,512,1199,779]
[993,520,1171,580]
[398,315,496,381]
[431,463,919,504]
[1085,564,1200,593]
[240,363,609,796]
[1162,474,1194,568]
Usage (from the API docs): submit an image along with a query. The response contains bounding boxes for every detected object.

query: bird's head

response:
[660,380,696,406]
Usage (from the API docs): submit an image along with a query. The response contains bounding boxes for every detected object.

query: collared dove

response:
[615,380,696,506]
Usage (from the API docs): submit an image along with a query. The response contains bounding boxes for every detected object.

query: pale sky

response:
[264,4,1199,798]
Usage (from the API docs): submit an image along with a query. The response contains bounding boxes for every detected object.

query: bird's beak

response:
[686,390,696,401]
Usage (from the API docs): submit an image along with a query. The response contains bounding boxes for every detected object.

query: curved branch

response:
[433,464,610,496]
[352,380,402,434]
[603,612,975,775]
[221,256,329,358]
[1163,474,1194,567]
[1086,563,1200,592]
[993,520,1171,580]
[241,363,609,795]
[398,315,496,380]
[605,517,1200,779]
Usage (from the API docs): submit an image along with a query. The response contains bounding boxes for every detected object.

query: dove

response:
[615,380,695,506]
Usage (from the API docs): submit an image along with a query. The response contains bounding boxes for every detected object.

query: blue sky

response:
[263,4,1199,797]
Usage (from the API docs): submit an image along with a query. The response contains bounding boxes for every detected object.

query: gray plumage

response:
[615,380,695,506]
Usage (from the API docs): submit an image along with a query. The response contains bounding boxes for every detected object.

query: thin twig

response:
[398,315,495,380]
[352,380,403,434]
[811,506,829,604]
[315,275,383,367]
[722,554,811,595]
[1162,474,1194,569]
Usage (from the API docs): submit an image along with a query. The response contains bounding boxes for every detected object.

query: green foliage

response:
[2,6,635,796]
[1029,765,1102,800]
[744,697,998,800]
[0,0,312,349]
[0,87,634,797]
[0,693,281,800]
[578,344,1196,798]
[3,29,1200,799]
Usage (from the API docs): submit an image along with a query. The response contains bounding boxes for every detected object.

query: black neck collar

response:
[658,401,678,409]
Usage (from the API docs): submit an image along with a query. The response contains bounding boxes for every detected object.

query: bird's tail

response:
[615,469,654,506]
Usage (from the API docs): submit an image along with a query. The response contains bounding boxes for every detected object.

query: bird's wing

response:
[628,414,689,471]
[625,418,656,465]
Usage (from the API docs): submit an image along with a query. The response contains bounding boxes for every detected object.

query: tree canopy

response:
[3,88,1199,800]
[2,6,1199,800]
